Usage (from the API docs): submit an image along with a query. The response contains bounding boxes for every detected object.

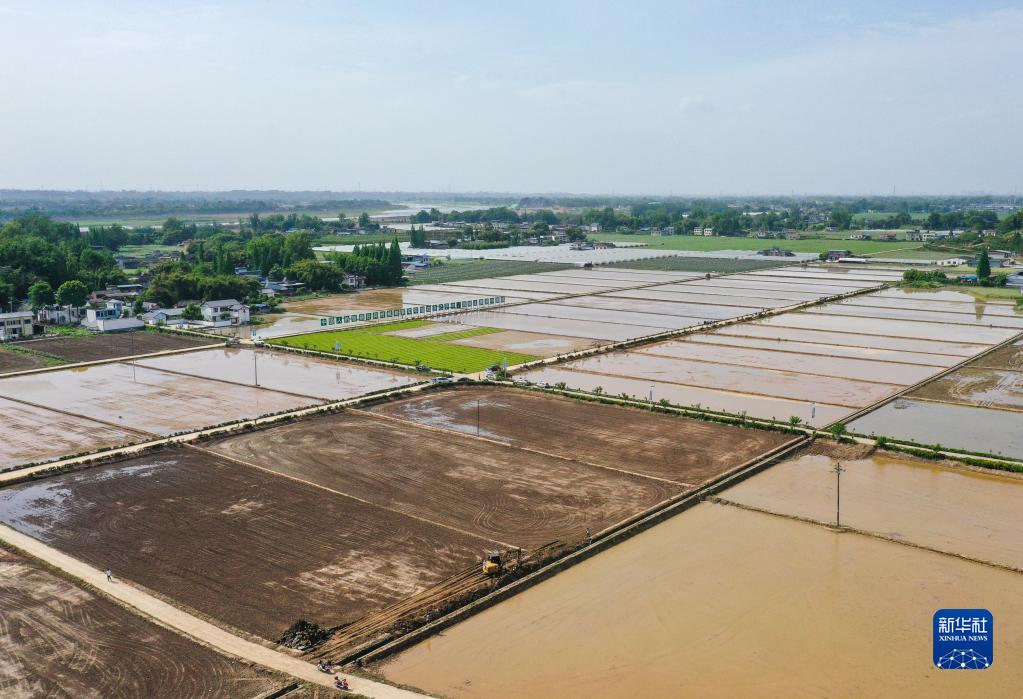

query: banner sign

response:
[320,296,506,327]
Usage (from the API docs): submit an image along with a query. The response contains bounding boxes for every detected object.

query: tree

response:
[181,303,202,321]
[56,279,89,309]
[357,211,371,228]
[0,279,13,311]
[132,297,145,316]
[1012,231,1022,254]
[976,248,991,281]
[388,238,403,282]
[28,281,55,309]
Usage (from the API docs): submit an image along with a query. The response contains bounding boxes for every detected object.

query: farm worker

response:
[106,569,112,582]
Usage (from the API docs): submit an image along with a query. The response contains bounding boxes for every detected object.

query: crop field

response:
[607,256,791,273]
[18,330,216,363]
[0,361,318,436]
[849,334,1023,458]
[0,547,286,697]
[407,259,574,285]
[366,386,792,483]
[0,346,54,374]
[0,448,487,641]
[271,320,536,372]
[0,388,789,648]
[0,396,140,471]
[591,232,928,256]
[520,275,1015,428]
[138,346,417,400]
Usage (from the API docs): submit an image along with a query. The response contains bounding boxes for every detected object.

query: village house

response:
[0,311,35,340]
[199,299,250,327]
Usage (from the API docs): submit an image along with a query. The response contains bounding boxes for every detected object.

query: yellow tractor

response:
[482,552,502,576]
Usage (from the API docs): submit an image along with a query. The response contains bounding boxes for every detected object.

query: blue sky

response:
[0,1,1020,194]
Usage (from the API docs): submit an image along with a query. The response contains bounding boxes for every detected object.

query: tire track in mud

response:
[0,548,285,698]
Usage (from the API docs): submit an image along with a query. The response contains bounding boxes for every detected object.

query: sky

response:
[0,1,1020,195]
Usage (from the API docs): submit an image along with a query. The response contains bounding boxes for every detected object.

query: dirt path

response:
[0,524,427,699]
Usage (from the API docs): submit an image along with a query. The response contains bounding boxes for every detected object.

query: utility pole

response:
[253,350,259,387]
[476,398,480,437]
[833,461,845,527]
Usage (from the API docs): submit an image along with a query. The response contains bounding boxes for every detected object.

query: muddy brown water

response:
[518,366,849,427]
[909,367,1023,411]
[0,362,316,435]
[687,333,956,367]
[561,351,897,407]
[848,399,1023,460]
[724,448,1023,569]
[138,347,416,400]
[715,323,981,356]
[377,502,1023,697]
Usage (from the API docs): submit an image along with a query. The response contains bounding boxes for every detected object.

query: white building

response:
[142,308,185,327]
[200,299,250,327]
[0,311,34,340]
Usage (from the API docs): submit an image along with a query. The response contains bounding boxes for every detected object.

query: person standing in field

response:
[106,568,112,582]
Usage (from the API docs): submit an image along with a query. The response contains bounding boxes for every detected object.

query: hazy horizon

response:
[1,1,1020,194]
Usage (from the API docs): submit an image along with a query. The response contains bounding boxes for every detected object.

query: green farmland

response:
[270,320,535,373]
[407,259,573,285]
[591,233,928,257]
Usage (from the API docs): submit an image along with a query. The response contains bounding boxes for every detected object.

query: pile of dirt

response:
[279,619,340,651]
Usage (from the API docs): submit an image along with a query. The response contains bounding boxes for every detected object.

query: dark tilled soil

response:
[0,547,287,698]
[0,448,485,641]
[208,410,683,549]
[0,347,52,374]
[18,331,214,363]
[368,386,793,484]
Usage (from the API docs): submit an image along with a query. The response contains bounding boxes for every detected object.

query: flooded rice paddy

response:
[911,367,1023,411]
[557,351,896,406]
[519,366,849,426]
[764,312,1017,344]
[714,322,982,355]
[138,347,415,400]
[688,333,958,366]
[0,361,317,435]
[378,502,1023,698]
[451,330,600,356]
[636,339,936,384]
[848,399,1023,459]
[515,282,1015,431]
[0,397,139,470]
[723,448,1023,568]
[809,303,1023,329]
